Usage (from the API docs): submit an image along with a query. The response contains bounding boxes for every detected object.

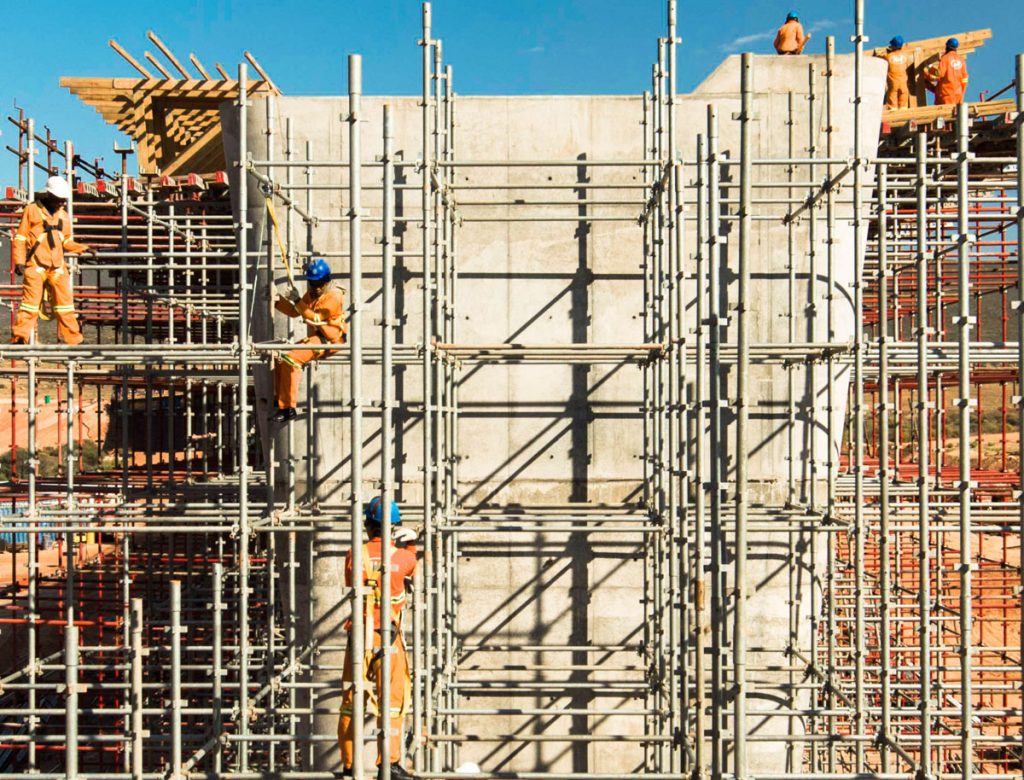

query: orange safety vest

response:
[13,201,87,269]
[274,284,348,344]
[361,543,408,650]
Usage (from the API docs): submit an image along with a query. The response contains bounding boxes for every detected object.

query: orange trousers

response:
[338,630,410,769]
[273,335,339,409]
[12,263,83,345]
[885,80,910,109]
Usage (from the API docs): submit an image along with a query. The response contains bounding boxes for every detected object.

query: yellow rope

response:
[265,195,297,289]
[39,285,54,322]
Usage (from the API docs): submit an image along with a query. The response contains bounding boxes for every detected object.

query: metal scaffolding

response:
[0,2,1021,779]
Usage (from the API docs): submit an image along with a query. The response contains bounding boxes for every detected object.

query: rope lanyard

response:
[264,194,297,290]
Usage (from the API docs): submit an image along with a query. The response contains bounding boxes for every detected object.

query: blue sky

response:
[0,1,1015,184]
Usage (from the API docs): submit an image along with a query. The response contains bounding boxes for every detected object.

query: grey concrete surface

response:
[222,51,886,774]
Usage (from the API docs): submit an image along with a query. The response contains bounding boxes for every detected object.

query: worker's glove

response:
[392,526,418,547]
[81,248,97,260]
[278,284,300,303]
[14,264,24,277]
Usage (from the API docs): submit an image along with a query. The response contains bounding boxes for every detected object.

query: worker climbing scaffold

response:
[271,257,347,422]
[10,175,94,345]
[339,498,418,780]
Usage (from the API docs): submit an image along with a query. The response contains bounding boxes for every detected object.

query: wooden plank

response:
[143,52,173,80]
[882,97,1014,127]
[108,39,152,78]
[161,124,224,177]
[147,31,192,79]
[869,29,991,58]
[244,51,280,94]
[189,53,212,80]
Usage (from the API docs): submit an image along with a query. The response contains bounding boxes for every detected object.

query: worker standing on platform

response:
[926,38,969,105]
[338,497,418,780]
[10,176,94,345]
[774,11,811,55]
[271,258,347,422]
[876,36,911,109]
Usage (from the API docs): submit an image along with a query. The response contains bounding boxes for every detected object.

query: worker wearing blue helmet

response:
[271,258,348,422]
[924,37,969,105]
[339,496,418,780]
[874,34,911,109]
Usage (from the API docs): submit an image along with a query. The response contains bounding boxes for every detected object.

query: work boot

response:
[378,764,414,780]
[9,335,26,345]
[340,767,352,779]
[271,407,297,423]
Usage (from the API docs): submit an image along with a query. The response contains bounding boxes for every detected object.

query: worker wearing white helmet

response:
[10,175,95,344]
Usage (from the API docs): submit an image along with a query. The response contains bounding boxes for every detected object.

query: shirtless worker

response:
[774,11,811,55]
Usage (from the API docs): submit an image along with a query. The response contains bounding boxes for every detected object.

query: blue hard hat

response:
[303,258,331,282]
[786,10,798,20]
[890,35,904,49]
[946,37,959,50]
[365,496,401,525]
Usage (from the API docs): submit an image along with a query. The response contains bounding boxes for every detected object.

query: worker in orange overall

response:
[774,11,811,55]
[10,176,94,345]
[876,36,912,109]
[271,258,346,422]
[338,497,418,780]
[926,38,969,105]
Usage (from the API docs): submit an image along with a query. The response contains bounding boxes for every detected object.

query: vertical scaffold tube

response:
[380,102,396,778]
[26,127,38,763]
[876,165,892,773]
[348,53,367,780]
[236,62,252,772]
[806,64,818,515]
[915,131,932,776]
[823,40,837,773]
[851,2,866,768]
[130,598,144,780]
[170,580,182,780]
[430,41,446,766]
[653,40,669,771]
[1015,56,1024,753]
[705,103,724,780]
[212,562,224,774]
[419,8,435,770]
[693,132,708,780]
[665,4,684,763]
[733,52,752,780]
[955,101,974,780]
[642,90,652,508]
[65,360,76,630]
[65,624,79,780]
[805,64,820,772]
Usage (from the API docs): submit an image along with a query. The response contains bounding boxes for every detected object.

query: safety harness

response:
[361,542,407,653]
[23,203,68,266]
[264,194,298,290]
[340,543,410,720]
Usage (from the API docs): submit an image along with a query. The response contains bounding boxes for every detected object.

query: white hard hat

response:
[455,763,481,774]
[45,175,71,200]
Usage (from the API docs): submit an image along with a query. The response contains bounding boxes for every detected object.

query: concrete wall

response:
[223,51,886,774]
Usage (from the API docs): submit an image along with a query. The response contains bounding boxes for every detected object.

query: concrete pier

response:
[223,51,887,773]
